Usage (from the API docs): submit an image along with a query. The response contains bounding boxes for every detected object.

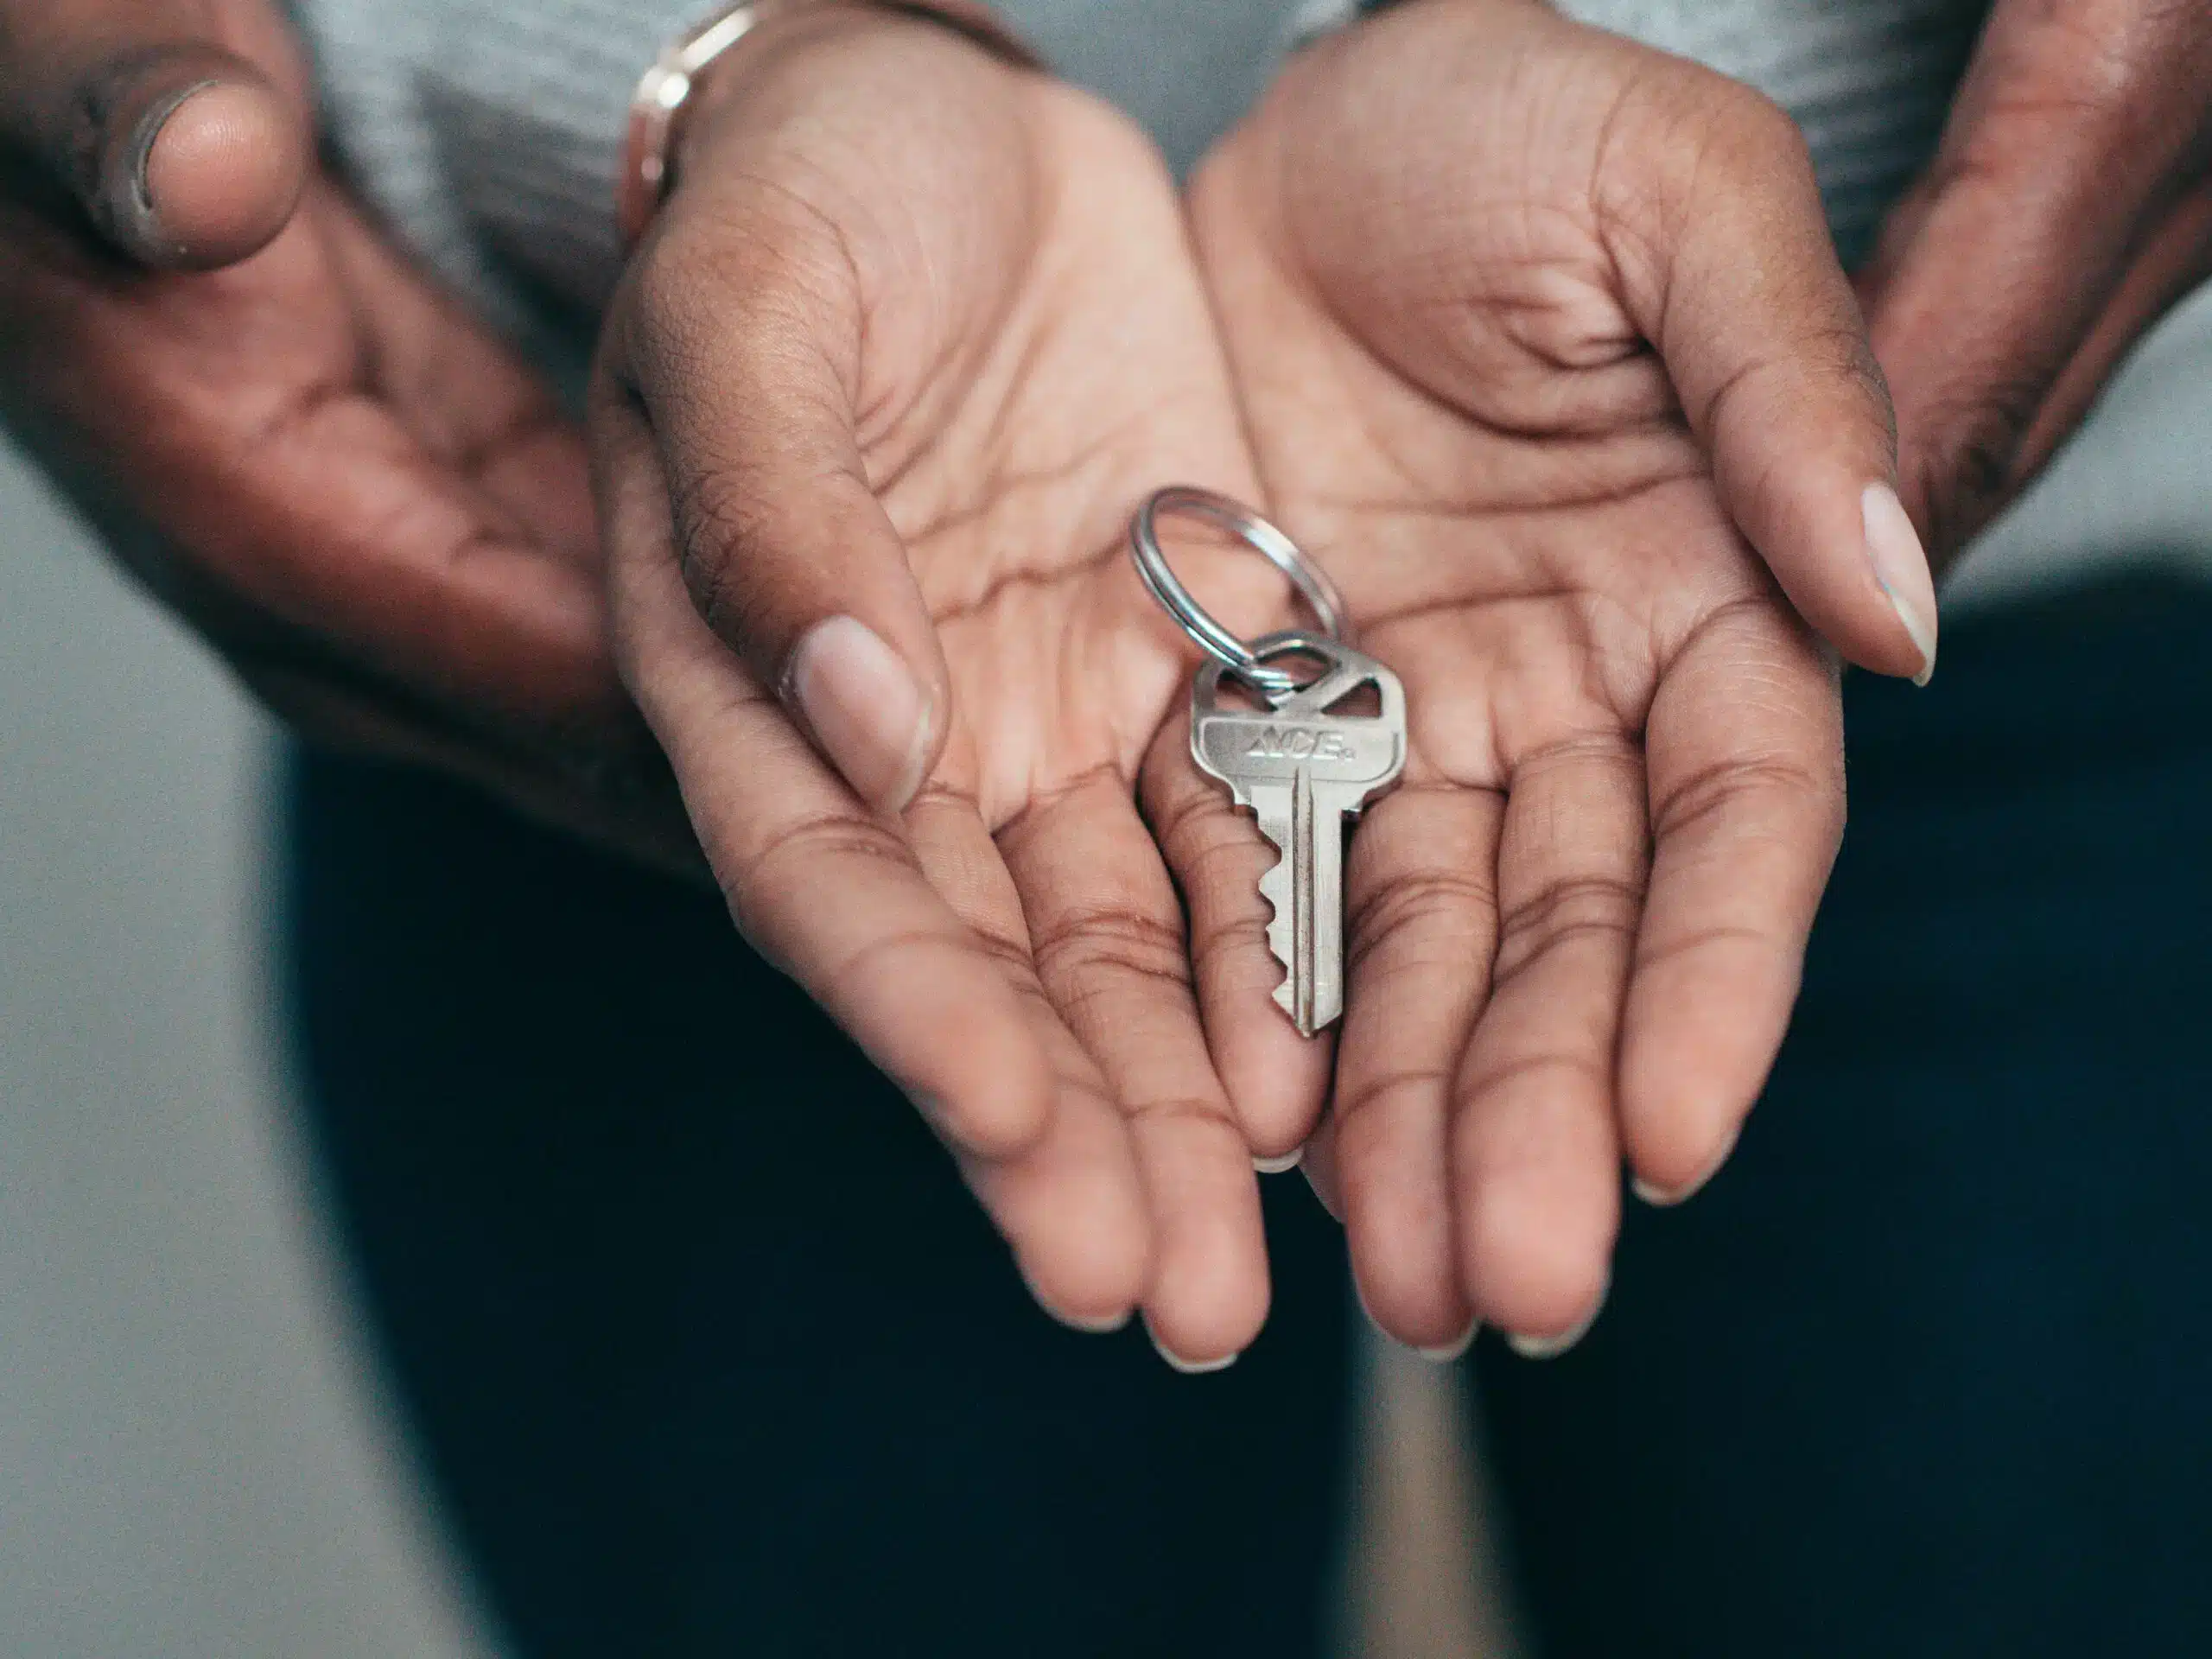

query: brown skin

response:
[1862,0,2212,564]
[1185,0,1920,1350]
[11,0,2196,1356]
[603,1,1929,1360]
[595,10,1287,1362]
[0,0,694,873]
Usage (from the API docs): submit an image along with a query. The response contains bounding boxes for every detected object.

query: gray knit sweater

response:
[296,0,1984,315]
[293,0,2212,601]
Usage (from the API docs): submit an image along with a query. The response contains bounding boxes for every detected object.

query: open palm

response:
[1184,0,1936,1354]
[594,10,1294,1364]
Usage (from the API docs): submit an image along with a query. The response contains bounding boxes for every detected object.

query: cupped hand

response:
[0,0,692,869]
[1185,0,1938,1354]
[593,6,1294,1363]
[1860,0,2212,562]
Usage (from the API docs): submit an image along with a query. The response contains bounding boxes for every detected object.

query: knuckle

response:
[1912,374,2048,554]
[736,808,919,915]
[1698,320,1891,447]
[819,923,952,1008]
[1493,874,1642,981]
[1651,64,1812,191]
[1652,752,1842,852]
[1344,869,1498,983]
[628,197,851,382]
[1030,906,1192,999]
[667,455,774,645]
[1632,917,1786,977]
[1710,76,1810,165]
[626,237,719,375]
[1334,1065,1448,1134]
[1122,1093,1230,1135]
[1459,1048,1613,1118]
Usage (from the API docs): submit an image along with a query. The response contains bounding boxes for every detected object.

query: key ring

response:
[1128,486,1351,700]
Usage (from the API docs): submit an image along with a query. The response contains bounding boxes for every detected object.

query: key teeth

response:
[1255,832,1301,1026]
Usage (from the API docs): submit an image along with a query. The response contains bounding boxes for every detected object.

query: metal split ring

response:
[1128,486,1351,699]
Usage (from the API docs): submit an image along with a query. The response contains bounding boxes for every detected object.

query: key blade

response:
[1246,785,1301,1029]
[1288,775,1352,1035]
[1249,773,1346,1039]
[1241,784,1324,1038]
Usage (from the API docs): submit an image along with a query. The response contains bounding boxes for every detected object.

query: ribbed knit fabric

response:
[1555,0,1984,262]
[294,0,1987,318]
[295,0,2212,601]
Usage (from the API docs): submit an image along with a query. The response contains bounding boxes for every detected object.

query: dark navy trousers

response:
[288,572,2212,1657]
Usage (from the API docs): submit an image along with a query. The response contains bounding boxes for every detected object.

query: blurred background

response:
[0,450,498,1657]
[3,282,2209,1656]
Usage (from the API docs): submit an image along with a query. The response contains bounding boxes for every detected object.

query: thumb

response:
[601,213,952,818]
[0,0,308,268]
[1609,73,1939,684]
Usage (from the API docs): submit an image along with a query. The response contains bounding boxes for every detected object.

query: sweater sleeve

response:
[297,0,713,322]
[292,0,1319,330]
[290,0,1982,340]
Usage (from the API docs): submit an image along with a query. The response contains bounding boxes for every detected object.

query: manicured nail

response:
[1631,1124,1742,1208]
[1507,1277,1608,1361]
[1053,1306,1134,1336]
[1862,483,1939,687]
[1253,1147,1303,1174]
[1414,1321,1479,1363]
[1019,1265,1132,1337]
[785,616,936,813]
[1145,1317,1239,1375]
[1355,1276,1476,1363]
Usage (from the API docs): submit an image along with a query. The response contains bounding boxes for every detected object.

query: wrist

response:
[621,0,1036,244]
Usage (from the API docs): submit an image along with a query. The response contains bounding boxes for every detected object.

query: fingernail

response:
[1145,1317,1239,1375]
[785,616,936,814]
[1861,483,1939,687]
[1414,1321,1479,1363]
[1020,1264,1133,1336]
[1054,1306,1134,1336]
[1631,1123,1742,1208]
[1026,1282,1132,1336]
[1507,1276,1608,1361]
[1254,1147,1303,1174]
[1356,1276,1476,1363]
[100,79,220,257]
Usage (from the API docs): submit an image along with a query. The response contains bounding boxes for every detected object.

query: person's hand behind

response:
[0,0,691,869]
[1860,0,2212,563]
[594,7,1291,1364]
[1186,0,1939,1355]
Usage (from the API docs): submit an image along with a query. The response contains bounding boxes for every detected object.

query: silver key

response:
[1192,632,1408,1037]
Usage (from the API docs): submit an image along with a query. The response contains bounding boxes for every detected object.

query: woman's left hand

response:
[1860,0,2212,563]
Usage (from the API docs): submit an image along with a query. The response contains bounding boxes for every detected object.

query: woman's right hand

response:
[593,6,1289,1363]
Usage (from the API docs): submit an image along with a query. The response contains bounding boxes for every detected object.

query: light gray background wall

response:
[0,454,498,1657]
[2,282,2208,1656]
